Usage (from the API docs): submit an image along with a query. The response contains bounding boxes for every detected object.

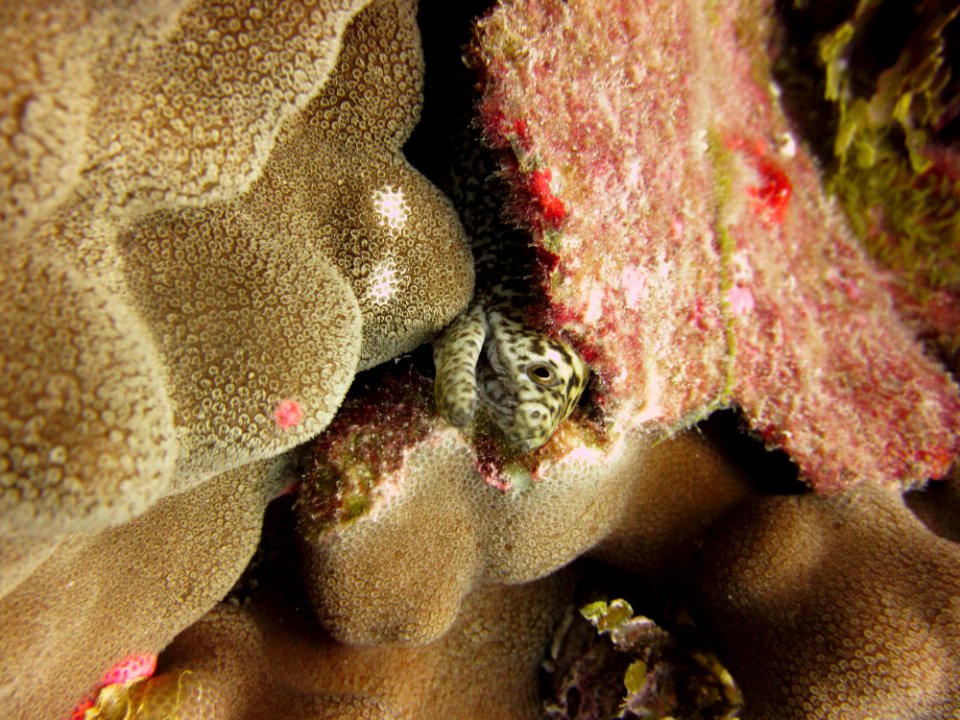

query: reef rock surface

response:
[2,0,960,719]
[471,0,960,491]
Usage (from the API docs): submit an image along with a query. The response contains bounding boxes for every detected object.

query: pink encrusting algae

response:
[68,652,158,719]
[471,0,960,491]
[98,653,157,687]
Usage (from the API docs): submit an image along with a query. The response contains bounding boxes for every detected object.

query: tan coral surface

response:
[1,0,471,528]
[0,0,473,717]
[300,419,753,646]
[0,459,283,720]
[696,483,960,719]
[2,0,366,535]
[4,1,960,719]
[142,570,575,720]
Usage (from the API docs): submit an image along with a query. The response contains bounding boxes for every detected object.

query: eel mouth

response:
[476,331,520,437]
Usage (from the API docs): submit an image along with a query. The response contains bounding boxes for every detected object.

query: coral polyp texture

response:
[470,0,960,490]
[295,363,752,646]
[4,0,960,718]
[0,459,283,720]
[149,571,576,720]
[1,0,471,528]
[695,483,960,719]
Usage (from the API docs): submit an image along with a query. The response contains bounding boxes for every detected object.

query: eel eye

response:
[525,362,561,387]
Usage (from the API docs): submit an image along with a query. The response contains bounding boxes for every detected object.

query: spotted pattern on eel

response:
[433,133,589,453]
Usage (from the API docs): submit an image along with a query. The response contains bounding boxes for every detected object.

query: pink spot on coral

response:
[727,286,755,315]
[100,652,157,686]
[688,297,714,331]
[583,286,605,323]
[473,436,514,492]
[274,399,304,429]
[827,268,862,301]
[68,653,157,720]
[479,462,512,492]
[274,479,300,499]
[528,168,566,226]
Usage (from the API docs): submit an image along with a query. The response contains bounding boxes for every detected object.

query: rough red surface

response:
[471,0,960,491]
[296,364,442,533]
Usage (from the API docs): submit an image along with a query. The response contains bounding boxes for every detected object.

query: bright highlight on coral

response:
[366,258,400,305]
[274,399,305,429]
[371,185,411,236]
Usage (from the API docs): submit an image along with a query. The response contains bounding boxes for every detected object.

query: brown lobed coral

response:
[1,0,472,534]
[1,0,472,716]
[134,570,576,720]
[0,458,283,720]
[294,362,754,647]
[695,482,960,718]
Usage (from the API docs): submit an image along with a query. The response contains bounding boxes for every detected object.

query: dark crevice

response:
[696,408,806,494]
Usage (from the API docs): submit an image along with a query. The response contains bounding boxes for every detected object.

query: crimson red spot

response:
[918,445,957,478]
[528,168,566,226]
[69,695,95,720]
[274,399,304,429]
[747,156,792,224]
[724,135,792,224]
[533,245,562,288]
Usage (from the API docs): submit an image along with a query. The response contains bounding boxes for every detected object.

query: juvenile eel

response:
[433,135,588,452]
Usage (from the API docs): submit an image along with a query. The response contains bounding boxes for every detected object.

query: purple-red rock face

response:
[470,0,960,491]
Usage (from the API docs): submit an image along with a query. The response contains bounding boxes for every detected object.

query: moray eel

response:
[434,129,589,452]
[434,301,588,452]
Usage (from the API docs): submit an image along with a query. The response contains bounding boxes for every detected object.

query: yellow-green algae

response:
[817,0,960,300]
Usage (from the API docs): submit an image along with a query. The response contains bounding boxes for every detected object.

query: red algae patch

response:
[470,0,960,491]
[296,364,442,537]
